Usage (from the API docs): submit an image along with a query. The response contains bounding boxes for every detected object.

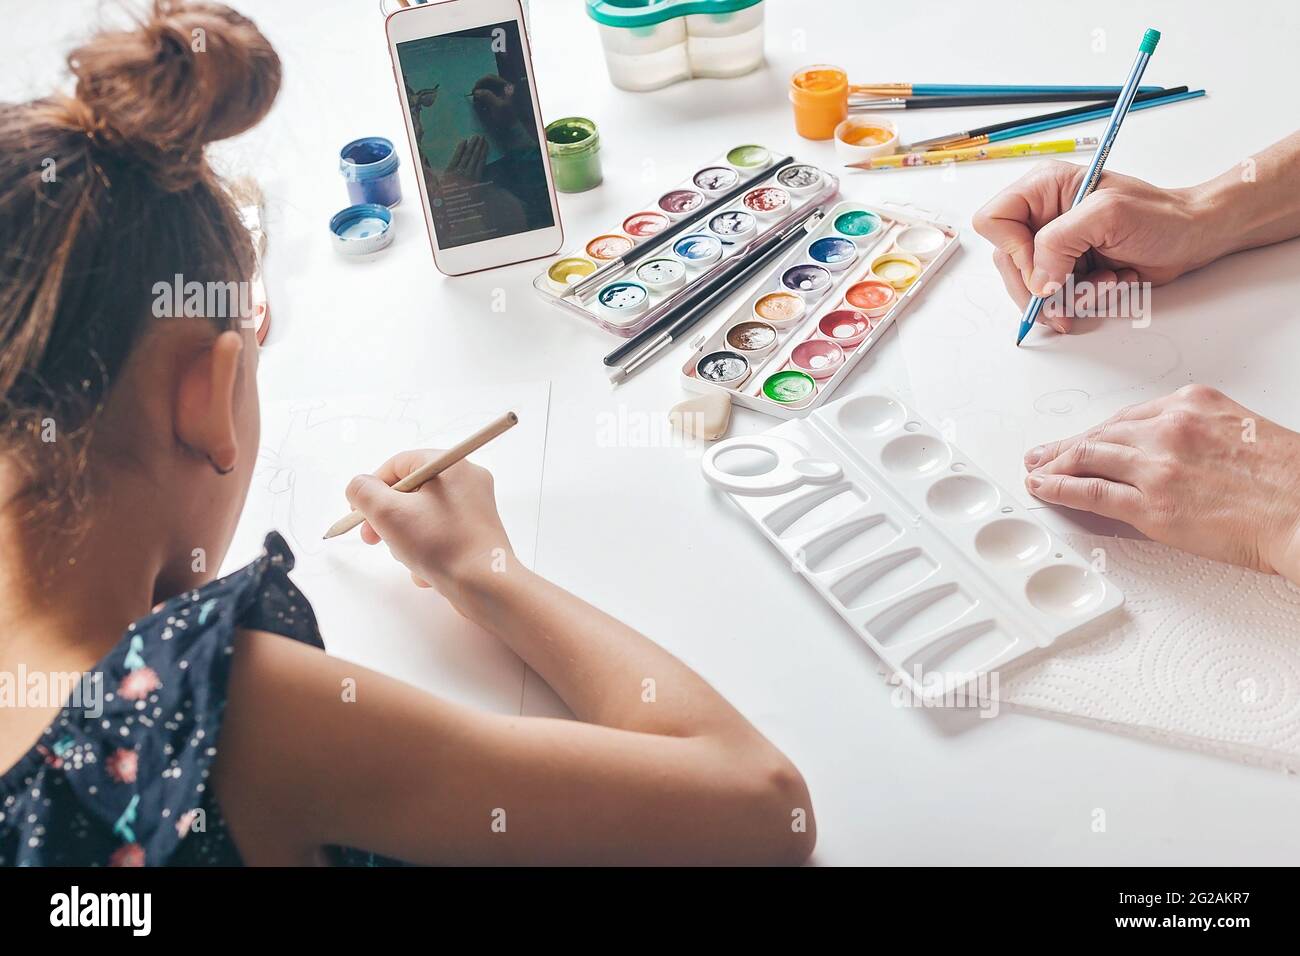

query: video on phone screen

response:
[396,20,554,250]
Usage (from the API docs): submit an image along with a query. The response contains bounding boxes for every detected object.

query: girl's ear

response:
[175,331,244,472]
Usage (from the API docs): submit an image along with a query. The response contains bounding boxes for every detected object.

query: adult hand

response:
[1024,384,1300,583]
[972,161,1216,332]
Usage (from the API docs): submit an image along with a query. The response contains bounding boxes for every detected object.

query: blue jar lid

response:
[339,137,400,182]
[330,203,393,256]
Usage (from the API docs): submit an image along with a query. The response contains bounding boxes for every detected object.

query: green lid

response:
[1139,28,1160,54]
[586,0,764,29]
[545,116,600,154]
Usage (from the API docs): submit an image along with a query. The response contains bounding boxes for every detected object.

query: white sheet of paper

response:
[896,239,1300,514]
[221,383,551,714]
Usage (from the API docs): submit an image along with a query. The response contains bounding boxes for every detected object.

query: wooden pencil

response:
[322,411,518,539]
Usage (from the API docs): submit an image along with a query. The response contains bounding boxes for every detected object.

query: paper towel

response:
[997,534,1300,773]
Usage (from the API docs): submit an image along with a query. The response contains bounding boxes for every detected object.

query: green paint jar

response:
[546,116,602,193]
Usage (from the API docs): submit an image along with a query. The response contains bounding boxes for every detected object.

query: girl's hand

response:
[345,451,517,605]
[1025,385,1300,583]
[972,161,1216,332]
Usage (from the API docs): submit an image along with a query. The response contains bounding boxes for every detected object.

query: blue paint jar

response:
[339,137,402,208]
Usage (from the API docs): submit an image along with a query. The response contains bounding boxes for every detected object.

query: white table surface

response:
[10,0,1300,865]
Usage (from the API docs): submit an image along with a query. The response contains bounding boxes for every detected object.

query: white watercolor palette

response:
[680,200,958,418]
[701,391,1124,700]
[531,146,839,337]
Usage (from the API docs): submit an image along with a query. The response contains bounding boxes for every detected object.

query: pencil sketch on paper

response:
[897,272,1186,505]
[252,394,510,560]
[220,384,552,716]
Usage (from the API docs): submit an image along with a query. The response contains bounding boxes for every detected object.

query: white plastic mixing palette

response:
[701,391,1124,700]
[681,200,958,418]
[532,145,839,337]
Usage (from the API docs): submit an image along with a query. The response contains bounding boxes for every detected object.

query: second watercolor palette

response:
[532,144,839,337]
[680,200,958,417]
[701,391,1125,702]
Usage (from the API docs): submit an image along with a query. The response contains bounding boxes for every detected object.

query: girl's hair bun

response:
[67,0,281,191]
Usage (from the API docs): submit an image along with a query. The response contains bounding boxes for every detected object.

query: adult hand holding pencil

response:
[1003,27,1162,345]
[973,160,1212,334]
[970,32,1300,343]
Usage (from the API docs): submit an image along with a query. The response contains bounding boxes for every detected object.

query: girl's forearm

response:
[1191,131,1300,263]
[460,565,756,739]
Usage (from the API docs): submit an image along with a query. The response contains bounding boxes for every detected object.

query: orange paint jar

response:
[789,65,849,141]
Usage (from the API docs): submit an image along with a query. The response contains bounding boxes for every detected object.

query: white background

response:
[7,0,1300,864]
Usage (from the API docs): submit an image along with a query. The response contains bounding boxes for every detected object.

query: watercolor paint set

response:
[532,145,839,337]
[701,392,1125,701]
[680,200,958,418]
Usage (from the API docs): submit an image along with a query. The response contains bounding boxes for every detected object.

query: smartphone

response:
[386,0,563,276]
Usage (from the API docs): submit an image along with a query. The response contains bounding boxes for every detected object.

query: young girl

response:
[0,1,815,866]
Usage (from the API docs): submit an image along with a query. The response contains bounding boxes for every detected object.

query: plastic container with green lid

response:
[545,117,603,193]
[586,0,766,92]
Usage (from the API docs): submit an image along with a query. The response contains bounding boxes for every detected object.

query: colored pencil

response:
[1017,29,1161,346]
[944,88,1203,152]
[848,137,1098,171]
[906,86,1188,150]
[605,210,824,381]
[565,155,796,302]
[848,83,1164,97]
[321,412,518,539]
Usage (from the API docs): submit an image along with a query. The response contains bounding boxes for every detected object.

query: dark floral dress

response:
[0,533,387,866]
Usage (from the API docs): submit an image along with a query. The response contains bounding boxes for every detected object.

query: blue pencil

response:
[987,88,1203,145]
[1017,29,1163,346]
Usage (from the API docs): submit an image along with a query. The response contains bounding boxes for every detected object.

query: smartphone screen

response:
[395,20,554,250]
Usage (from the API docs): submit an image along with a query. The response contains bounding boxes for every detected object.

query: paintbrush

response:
[606,210,824,384]
[564,155,796,302]
[904,86,1189,150]
[939,88,1203,151]
[848,82,1164,97]
[322,412,518,540]
[848,91,1132,111]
